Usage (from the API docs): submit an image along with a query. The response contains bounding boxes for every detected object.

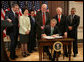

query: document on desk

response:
[42,36,63,39]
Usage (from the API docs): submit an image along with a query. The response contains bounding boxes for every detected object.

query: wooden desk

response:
[38,38,74,61]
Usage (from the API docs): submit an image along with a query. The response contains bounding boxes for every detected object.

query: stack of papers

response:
[54,36,63,38]
[42,36,63,39]
[43,36,55,39]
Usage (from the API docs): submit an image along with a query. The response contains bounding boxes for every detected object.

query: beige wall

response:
[69,1,83,39]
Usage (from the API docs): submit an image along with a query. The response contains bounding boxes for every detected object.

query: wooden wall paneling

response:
[57,1,65,15]
[51,1,58,18]
[48,1,52,19]
[64,1,69,16]
[47,1,69,18]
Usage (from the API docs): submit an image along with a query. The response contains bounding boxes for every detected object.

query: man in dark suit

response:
[53,7,68,60]
[66,8,80,57]
[41,19,60,60]
[28,10,37,53]
[36,4,50,39]
[5,4,19,59]
[36,4,51,60]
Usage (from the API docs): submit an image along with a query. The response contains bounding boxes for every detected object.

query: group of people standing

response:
[5,3,80,61]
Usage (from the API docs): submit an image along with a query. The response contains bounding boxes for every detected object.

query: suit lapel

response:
[49,26,51,35]
[10,10,16,21]
[70,15,76,24]
[46,12,48,24]
[11,10,15,17]
[60,15,62,23]
[40,11,43,25]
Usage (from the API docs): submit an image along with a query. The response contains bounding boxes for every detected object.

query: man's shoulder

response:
[6,10,13,15]
[61,14,67,18]
[53,15,58,19]
[55,26,58,29]
[75,15,80,18]
[37,11,41,14]
[67,15,71,18]
[45,25,50,28]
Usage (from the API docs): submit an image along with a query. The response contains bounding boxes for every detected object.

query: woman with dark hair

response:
[19,7,31,57]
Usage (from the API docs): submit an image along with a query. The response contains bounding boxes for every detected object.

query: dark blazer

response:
[29,16,36,34]
[42,25,60,36]
[53,14,67,36]
[5,10,19,35]
[36,10,50,39]
[66,15,80,38]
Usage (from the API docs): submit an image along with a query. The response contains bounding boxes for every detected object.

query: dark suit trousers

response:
[43,46,52,57]
[9,32,18,57]
[28,32,36,51]
[64,30,78,54]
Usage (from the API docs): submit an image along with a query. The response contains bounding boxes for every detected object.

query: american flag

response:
[27,1,33,10]
[1,1,10,38]
[18,1,26,16]
[27,1,33,16]
[34,1,40,15]
[42,1,49,12]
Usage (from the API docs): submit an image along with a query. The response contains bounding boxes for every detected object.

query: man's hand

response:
[51,34,57,37]
[25,30,30,34]
[64,32,67,38]
[68,26,73,30]
[41,26,44,30]
[41,34,47,37]
[7,19,12,22]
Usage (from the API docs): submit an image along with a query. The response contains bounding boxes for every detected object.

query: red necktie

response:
[43,12,45,26]
[58,15,61,23]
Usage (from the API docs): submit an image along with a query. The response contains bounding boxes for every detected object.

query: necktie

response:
[58,15,61,23]
[51,27,54,35]
[71,15,73,23]
[43,12,45,26]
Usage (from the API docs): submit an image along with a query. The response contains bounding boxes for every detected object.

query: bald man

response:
[36,4,50,39]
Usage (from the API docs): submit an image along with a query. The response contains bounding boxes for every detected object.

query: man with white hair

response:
[36,4,50,39]
[53,7,67,61]
[36,3,51,60]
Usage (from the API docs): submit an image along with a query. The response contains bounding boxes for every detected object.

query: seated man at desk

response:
[41,19,60,60]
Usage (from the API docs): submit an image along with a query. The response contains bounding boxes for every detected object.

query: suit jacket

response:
[19,15,31,35]
[36,10,50,39]
[5,10,19,35]
[53,14,67,35]
[29,16,36,33]
[42,25,60,36]
[66,15,80,38]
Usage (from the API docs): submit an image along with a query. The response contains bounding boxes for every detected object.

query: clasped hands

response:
[25,30,30,34]
[68,26,73,30]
